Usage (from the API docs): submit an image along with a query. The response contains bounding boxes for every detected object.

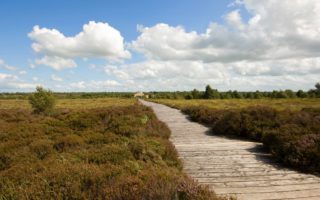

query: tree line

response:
[149,82,320,99]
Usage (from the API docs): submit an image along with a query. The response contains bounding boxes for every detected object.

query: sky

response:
[0,0,319,92]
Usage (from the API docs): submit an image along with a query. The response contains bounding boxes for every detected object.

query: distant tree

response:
[191,89,201,99]
[296,90,308,98]
[316,82,320,97]
[284,90,296,98]
[203,85,220,99]
[204,85,214,99]
[245,92,254,99]
[225,91,233,99]
[29,86,56,114]
[185,94,193,99]
[254,90,262,99]
[232,90,243,99]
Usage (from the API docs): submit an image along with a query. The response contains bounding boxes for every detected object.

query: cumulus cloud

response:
[0,73,36,91]
[0,58,17,71]
[19,71,27,75]
[69,80,121,91]
[51,74,63,82]
[126,0,320,90]
[104,60,229,91]
[35,56,77,70]
[132,0,320,63]
[21,1,320,91]
[29,21,130,70]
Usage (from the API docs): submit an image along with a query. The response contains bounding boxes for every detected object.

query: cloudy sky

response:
[0,0,319,92]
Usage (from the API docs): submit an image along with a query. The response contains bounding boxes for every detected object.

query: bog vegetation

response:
[153,99,320,174]
[0,94,226,199]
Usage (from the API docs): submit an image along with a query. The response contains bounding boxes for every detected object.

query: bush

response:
[29,86,56,114]
[0,104,221,200]
[53,134,84,152]
[182,105,320,173]
[29,139,53,159]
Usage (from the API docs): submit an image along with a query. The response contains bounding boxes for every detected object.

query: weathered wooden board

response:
[140,100,320,200]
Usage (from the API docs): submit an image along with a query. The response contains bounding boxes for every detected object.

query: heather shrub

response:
[53,134,84,152]
[29,139,53,159]
[0,104,219,199]
[183,106,223,124]
[182,105,320,173]
[0,154,11,171]
[87,144,133,165]
[29,86,56,114]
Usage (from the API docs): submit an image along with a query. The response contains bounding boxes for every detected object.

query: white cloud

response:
[51,74,63,82]
[35,56,77,70]
[132,0,320,64]
[29,21,131,70]
[16,1,319,92]
[69,80,121,91]
[131,24,198,61]
[0,73,36,91]
[0,58,17,71]
[70,81,86,89]
[19,70,27,75]
[127,0,320,91]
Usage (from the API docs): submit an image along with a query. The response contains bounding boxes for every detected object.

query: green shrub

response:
[29,86,56,114]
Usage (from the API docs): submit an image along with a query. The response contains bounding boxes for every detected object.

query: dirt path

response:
[140,100,320,200]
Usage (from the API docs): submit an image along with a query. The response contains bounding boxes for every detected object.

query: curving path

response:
[140,100,320,200]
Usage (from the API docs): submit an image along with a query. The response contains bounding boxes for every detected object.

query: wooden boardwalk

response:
[140,100,320,200]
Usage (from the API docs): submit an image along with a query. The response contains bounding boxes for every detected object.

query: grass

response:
[0,97,135,110]
[0,98,227,200]
[151,98,320,111]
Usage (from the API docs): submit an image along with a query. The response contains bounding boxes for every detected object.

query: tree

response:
[191,89,201,99]
[203,85,220,99]
[316,82,320,97]
[296,90,307,98]
[29,86,56,114]
[254,90,262,99]
[284,90,296,98]
[232,90,243,99]
[316,82,320,91]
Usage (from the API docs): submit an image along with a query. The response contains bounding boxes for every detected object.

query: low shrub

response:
[182,105,320,173]
[53,134,84,152]
[29,139,53,159]
[0,104,220,199]
[87,145,133,165]
[0,154,11,171]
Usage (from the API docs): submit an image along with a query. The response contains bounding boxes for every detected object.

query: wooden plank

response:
[140,100,320,200]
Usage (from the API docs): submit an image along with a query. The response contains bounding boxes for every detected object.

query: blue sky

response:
[0,0,319,92]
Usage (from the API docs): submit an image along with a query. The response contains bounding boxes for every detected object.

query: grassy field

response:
[151,98,320,111]
[151,98,320,174]
[0,98,226,200]
[0,98,136,110]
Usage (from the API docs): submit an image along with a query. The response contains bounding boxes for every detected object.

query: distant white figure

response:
[134,92,149,98]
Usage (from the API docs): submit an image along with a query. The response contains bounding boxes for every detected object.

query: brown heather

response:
[0,102,223,200]
[181,105,320,173]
